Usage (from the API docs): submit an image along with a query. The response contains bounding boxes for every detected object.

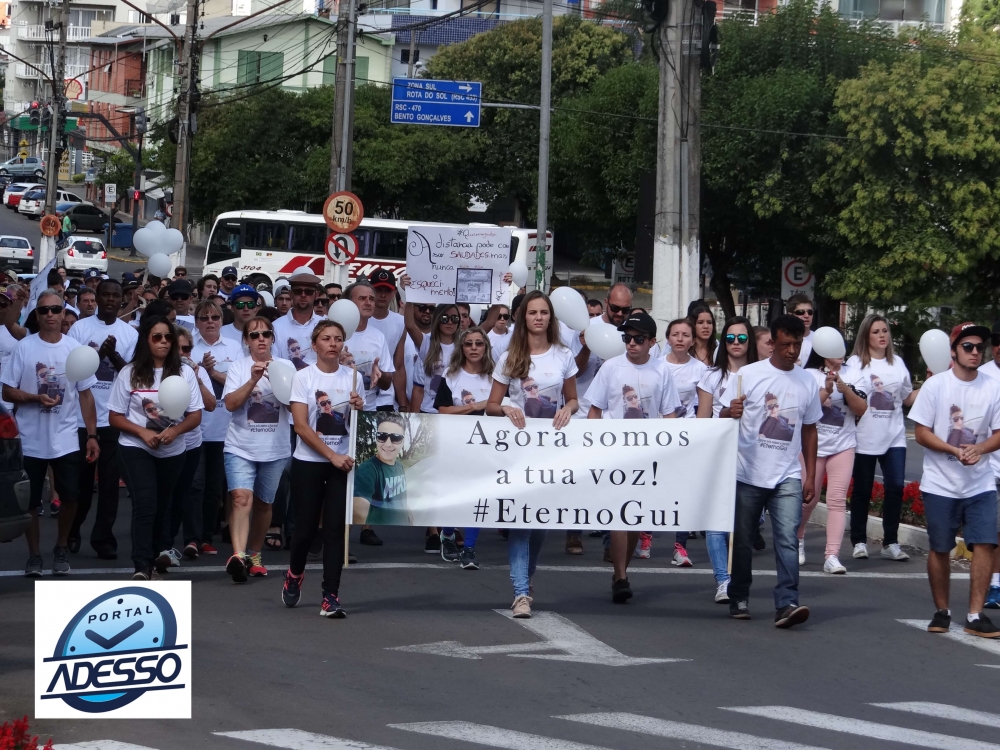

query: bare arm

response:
[404,302,424,349]
[800,423,818,503]
[903,388,919,407]
[914,423,960,458]
[696,387,714,418]
[392,333,409,411]
[587,405,602,419]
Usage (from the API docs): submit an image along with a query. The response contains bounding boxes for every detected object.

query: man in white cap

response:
[272,268,325,370]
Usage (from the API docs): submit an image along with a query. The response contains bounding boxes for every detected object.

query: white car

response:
[0,235,34,275]
[57,236,108,274]
[18,189,83,218]
[3,182,43,210]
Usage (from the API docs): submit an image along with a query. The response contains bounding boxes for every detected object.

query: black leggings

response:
[288,458,347,595]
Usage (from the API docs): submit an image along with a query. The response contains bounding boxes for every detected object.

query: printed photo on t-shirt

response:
[622,384,649,419]
[287,338,308,371]
[342,351,374,392]
[35,363,65,413]
[758,391,796,443]
[87,341,116,382]
[460,389,478,407]
[141,397,174,431]
[246,386,280,424]
[946,404,980,454]
[523,376,559,418]
[868,374,896,412]
[314,389,349,436]
[819,392,846,428]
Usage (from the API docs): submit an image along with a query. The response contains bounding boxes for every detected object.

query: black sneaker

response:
[425,533,441,554]
[52,545,71,576]
[753,530,766,551]
[226,554,248,583]
[359,528,382,546]
[460,547,479,570]
[282,569,303,608]
[440,535,460,562]
[132,568,150,580]
[67,536,81,554]
[964,614,1000,638]
[612,577,633,604]
[729,600,751,619]
[927,609,951,632]
[775,604,810,628]
[320,591,346,618]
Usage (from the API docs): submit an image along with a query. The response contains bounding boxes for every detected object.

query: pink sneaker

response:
[672,542,692,567]
[634,531,652,559]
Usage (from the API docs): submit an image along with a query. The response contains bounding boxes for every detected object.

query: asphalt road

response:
[1,485,996,750]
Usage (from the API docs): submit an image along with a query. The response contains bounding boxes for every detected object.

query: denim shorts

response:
[923,489,999,553]
[223,452,285,504]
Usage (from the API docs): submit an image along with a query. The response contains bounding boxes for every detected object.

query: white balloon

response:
[147,253,172,278]
[65,345,100,382]
[328,298,360,339]
[811,326,846,359]
[920,329,952,375]
[267,360,296,406]
[259,290,274,307]
[144,220,166,234]
[158,375,191,420]
[132,226,156,257]
[468,304,483,325]
[584,321,626,360]
[162,228,184,254]
[508,261,529,289]
[550,286,589,332]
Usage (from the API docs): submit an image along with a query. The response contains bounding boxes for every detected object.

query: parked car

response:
[18,189,83,218]
[3,182,43,210]
[0,235,34,275]
[57,235,108,274]
[57,201,110,233]
[0,402,31,543]
[0,156,45,179]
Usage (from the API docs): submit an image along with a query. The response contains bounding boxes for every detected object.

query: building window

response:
[400,48,418,64]
[237,50,284,85]
[356,56,369,83]
[322,54,337,86]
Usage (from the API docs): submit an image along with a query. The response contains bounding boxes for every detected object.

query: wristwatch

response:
[87,434,99,441]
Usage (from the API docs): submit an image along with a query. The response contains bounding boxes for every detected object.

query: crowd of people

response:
[1,262,999,636]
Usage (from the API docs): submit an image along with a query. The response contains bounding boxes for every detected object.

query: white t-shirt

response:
[697,367,733,418]
[191,334,244,443]
[107,363,204,458]
[344,325,394,411]
[414,338,454,414]
[0,334,97,459]
[488,329,512,359]
[175,315,195,332]
[847,354,913,455]
[220,323,244,344]
[290,364,362,462]
[720,359,822,489]
[434,368,493,412]
[0,325,21,410]
[909,369,1000,498]
[979,359,1000,479]
[663,356,708,418]
[585,353,680,419]
[222,356,292,462]
[184,365,214,450]
[273,311,325,371]
[493,344,578,417]
[807,366,858,457]
[368,311,405,408]
[797,330,813,367]
[67,315,138,427]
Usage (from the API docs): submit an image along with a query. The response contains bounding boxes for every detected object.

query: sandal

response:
[265,531,283,551]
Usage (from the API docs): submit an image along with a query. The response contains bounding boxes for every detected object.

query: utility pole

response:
[651,0,702,329]
[329,0,357,195]
[534,0,552,292]
[172,0,201,265]
[40,0,69,266]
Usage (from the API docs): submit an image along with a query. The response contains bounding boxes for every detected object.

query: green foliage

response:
[97,147,154,199]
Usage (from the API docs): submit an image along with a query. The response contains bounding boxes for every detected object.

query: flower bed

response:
[1,718,52,750]
[822,476,926,527]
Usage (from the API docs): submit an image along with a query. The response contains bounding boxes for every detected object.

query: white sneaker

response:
[671,545,692,568]
[715,580,730,603]
[798,539,806,565]
[881,543,909,561]
[163,548,182,567]
[852,542,869,559]
[824,555,847,574]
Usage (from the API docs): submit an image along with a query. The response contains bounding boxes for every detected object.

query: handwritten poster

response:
[405,225,512,305]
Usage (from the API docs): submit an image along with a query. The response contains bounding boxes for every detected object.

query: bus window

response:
[372,230,407,260]
[288,223,326,254]
[353,229,372,257]
[244,221,286,250]
[206,222,241,266]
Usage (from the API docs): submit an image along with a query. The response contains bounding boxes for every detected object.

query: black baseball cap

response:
[617,310,656,338]
[221,266,238,279]
[84,268,101,280]
[121,272,140,290]
[992,321,1000,338]
[167,279,193,297]
[370,268,396,291]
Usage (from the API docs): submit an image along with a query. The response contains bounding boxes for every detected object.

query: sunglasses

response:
[180,345,193,353]
[621,333,648,345]
[292,287,315,296]
[144,406,159,414]
[524,383,539,392]
[319,399,332,407]
[175,272,187,277]
[170,293,191,301]
[376,431,404,444]
[416,305,435,314]
[959,342,987,353]
[314,299,329,306]
[440,315,461,325]
[36,305,63,316]
[329,294,342,301]
[223,275,238,282]
[233,300,257,310]
[793,309,814,317]
[197,315,222,322]
[463,339,485,348]
[151,332,174,343]
[497,313,510,321]
[766,402,779,411]
[248,330,274,341]
[725,333,749,344]
[607,303,632,315]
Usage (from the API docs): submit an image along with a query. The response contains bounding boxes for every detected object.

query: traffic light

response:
[133,189,141,201]
[40,106,51,132]
[135,106,147,135]
[28,101,39,127]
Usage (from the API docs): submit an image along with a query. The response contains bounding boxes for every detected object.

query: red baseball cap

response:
[950,322,991,347]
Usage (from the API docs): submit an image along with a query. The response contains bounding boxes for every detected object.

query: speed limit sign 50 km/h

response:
[323,191,364,233]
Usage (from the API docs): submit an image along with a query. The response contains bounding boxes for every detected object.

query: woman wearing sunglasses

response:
[108,316,204,580]
[689,306,718,367]
[487,305,512,359]
[846,314,918,562]
[432,326,496,568]
[283,320,364,617]
[488,290,579,619]
[695,316,757,601]
[798,348,867,574]
[411,304,461,415]
[221,316,293,582]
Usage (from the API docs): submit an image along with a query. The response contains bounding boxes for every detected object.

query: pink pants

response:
[798,448,855,558]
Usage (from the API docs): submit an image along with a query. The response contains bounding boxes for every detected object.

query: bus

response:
[202,210,553,292]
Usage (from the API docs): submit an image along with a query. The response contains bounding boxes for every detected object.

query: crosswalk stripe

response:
[898,619,1000,658]
[722,706,1000,750]
[54,742,159,750]
[872,702,1000,728]
[557,711,831,749]
[389,721,611,750]
[215,728,399,750]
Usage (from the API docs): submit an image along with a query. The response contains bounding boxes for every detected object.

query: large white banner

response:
[349,413,738,531]
[405,224,512,305]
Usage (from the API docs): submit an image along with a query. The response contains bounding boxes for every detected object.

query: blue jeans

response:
[728,479,802,609]
[442,528,481,547]
[705,531,729,584]
[508,529,546,597]
[851,447,905,546]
